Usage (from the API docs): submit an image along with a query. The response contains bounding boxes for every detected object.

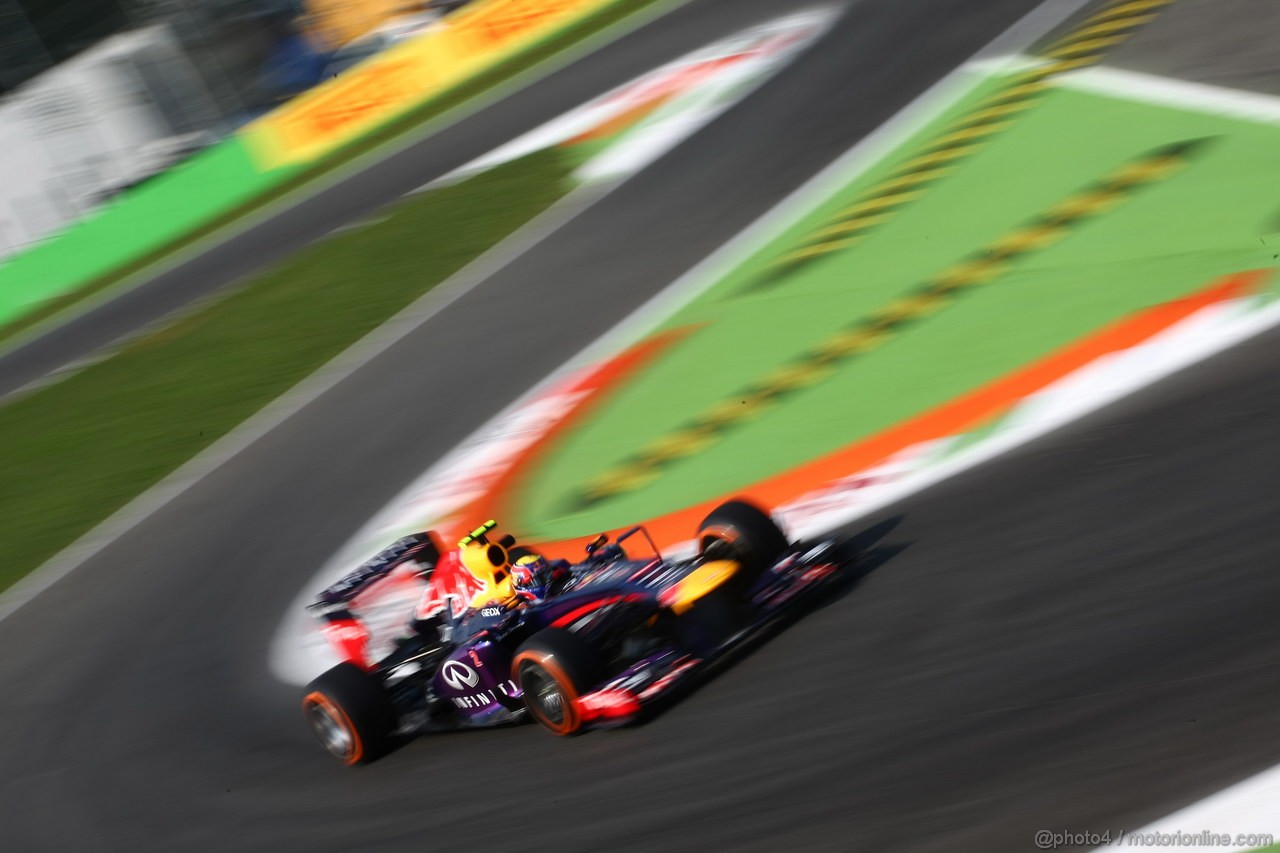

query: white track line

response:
[1091,764,1280,851]
[971,54,1280,125]
[1066,64,1280,124]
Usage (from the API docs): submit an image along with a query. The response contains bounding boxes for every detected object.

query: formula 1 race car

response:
[301,500,851,764]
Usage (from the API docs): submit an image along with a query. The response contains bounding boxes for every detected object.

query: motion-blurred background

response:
[0,0,471,256]
[2,0,1279,849]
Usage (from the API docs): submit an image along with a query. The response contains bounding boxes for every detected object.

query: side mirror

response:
[585,534,608,555]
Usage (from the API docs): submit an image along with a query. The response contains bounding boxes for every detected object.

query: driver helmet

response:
[511,553,550,600]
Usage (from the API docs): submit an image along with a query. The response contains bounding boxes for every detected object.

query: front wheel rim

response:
[307,699,354,759]
[524,665,566,727]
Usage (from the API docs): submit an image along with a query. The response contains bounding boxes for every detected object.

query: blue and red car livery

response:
[301,499,851,764]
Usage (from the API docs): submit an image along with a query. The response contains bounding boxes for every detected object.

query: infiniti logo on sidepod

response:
[441,660,479,690]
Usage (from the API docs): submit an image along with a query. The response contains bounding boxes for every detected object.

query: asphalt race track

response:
[3,1,1279,850]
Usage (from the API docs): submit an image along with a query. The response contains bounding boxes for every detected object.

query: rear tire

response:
[302,663,395,765]
[513,628,605,735]
[697,499,789,584]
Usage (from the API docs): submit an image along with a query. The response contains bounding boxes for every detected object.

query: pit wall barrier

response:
[0,0,623,331]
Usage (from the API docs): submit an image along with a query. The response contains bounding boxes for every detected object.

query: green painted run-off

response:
[515,68,1280,540]
[0,140,295,324]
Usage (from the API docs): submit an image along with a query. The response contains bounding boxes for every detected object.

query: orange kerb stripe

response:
[474,271,1269,556]
[564,55,745,146]
[752,270,1266,507]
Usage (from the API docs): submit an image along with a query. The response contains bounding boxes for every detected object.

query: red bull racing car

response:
[302,500,852,764]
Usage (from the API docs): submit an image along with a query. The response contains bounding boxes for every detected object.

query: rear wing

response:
[310,531,443,611]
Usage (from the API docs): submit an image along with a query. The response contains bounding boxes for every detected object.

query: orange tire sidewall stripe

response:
[698,525,741,549]
[513,651,582,735]
[303,691,364,765]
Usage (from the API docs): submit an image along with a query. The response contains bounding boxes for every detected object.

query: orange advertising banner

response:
[450,0,603,51]
[245,0,617,169]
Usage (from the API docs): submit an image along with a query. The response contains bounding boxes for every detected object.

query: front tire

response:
[302,663,395,765]
[697,499,789,584]
[513,628,605,735]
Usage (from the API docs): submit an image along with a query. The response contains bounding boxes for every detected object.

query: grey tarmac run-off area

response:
[1,1,1279,851]
[1103,0,1280,95]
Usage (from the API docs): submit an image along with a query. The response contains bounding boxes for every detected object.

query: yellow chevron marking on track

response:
[1086,0,1174,24]
[1039,55,1103,76]
[981,80,1051,105]
[952,101,1036,128]
[815,214,892,241]
[1045,34,1128,59]
[933,258,1011,291]
[1059,14,1156,43]
[928,121,1015,149]
[643,429,719,463]
[584,464,657,501]
[874,294,946,325]
[988,224,1067,257]
[872,166,955,193]
[1050,190,1124,219]
[577,141,1201,507]
[814,327,890,359]
[837,190,924,218]
[775,237,860,266]
[761,362,835,392]
[734,1,1181,290]
[896,144,983,172]
[1111,154,1185,184]
[700,400,760,427]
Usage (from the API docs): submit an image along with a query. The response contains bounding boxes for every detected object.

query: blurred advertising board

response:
[306,0,408,49]
[245,0,616,168]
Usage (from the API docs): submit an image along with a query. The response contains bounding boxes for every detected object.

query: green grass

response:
[0,149,574,591]
[0,0,676,348]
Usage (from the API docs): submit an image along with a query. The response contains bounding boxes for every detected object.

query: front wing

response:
[575,541,846,727]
